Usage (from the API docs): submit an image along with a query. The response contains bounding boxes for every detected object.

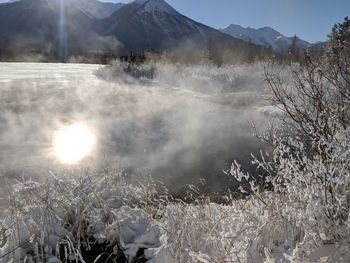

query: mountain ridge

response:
[6,0,124,18]
[220,24,313,53]
[99,0,257,55]
[0,0,302,62]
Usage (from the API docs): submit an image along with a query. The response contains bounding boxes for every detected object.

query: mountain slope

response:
[220,24,312,53]
[69,0,124,19]
[0,0,267,62]
[100,0,259,55]
[0,0,58,56]
[0,0,121,61]
[7,0,124,18]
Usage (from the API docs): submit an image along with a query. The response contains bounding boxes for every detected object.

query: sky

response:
[1,0,349,42]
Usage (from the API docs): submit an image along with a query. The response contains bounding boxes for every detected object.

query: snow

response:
[0,173,172,263]
[69,0,124,19]
[0,61,273,263]
[0,62,100,83]
[94,206,164,261]
[220,24,312,52]
[2,61,347,262]
[258,105,284,117]
[114,207,161,258]
[134,0,178,15]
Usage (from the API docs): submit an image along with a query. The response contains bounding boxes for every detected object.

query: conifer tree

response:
[287,35,299,62]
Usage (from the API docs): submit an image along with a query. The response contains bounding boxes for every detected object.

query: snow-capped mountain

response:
[100,0,252,54]
[220,24,312,53]
[0,0,265,60]
[68,0,124,19]
[133,0,178,15]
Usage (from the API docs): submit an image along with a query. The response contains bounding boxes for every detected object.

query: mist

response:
[0,61,272,195]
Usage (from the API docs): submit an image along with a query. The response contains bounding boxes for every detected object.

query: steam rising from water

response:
[0,62,272,192]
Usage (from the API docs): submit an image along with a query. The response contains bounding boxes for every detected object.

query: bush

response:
[229,17,350,261]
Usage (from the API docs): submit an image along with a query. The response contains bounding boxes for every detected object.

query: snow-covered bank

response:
[1,169,349,263]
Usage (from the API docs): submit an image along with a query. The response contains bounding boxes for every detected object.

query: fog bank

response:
[0,62,271,194]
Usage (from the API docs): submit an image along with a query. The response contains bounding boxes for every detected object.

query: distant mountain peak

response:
[220,24,312,53]
[0,0,265,60]
[133,0,178,15]
[225,24,243,30]
[69,0,124,19]
[257,26,279,34]
[258,26,274,31]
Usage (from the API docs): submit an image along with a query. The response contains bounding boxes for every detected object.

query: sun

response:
[53,123,95,164]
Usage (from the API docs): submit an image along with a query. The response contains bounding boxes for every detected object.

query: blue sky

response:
[2,0,349,42]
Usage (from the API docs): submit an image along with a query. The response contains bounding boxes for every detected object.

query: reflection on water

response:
[0,62,270,193]
[53,123,95,164]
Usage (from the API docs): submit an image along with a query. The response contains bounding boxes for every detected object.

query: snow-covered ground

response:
[0,61,273,262]
[0,62,348,263]
[0,63,100,83]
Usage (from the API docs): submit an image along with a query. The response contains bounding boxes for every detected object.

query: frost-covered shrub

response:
[0,170,294,263]
[2,18,349,263]
[229,17,350,262]
[0,170,165,263]
[97,60,266,100]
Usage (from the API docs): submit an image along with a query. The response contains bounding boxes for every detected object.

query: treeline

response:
[0,36,325,65]
[0,46,274,65]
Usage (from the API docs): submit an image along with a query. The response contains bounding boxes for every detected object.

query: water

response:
[0,62,269,194]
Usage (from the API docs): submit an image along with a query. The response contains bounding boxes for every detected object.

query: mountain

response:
[68,0,124,19]
[99,0,256,55]
[220,24,312,53]
[0,0,266,62]
[0,0,122,61]
[7,0,124,18]
[0,0,59,57]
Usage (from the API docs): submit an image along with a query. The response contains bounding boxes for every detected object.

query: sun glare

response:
[53,123,95,164]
